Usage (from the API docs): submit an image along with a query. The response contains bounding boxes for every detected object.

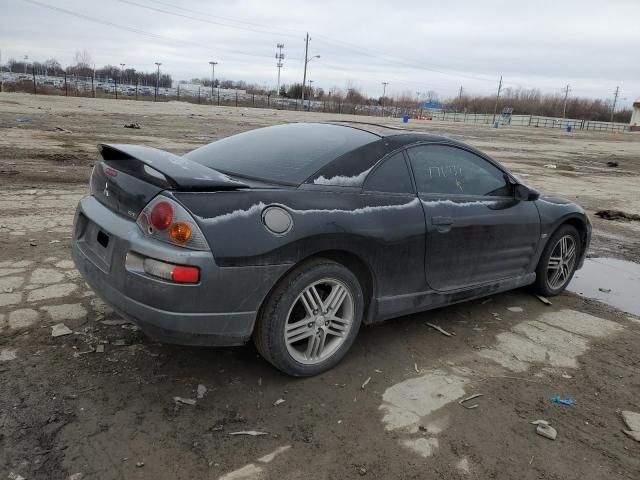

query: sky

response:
[1,0,639,105]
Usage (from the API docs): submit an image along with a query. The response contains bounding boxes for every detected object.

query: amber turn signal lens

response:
[169,222,192,244]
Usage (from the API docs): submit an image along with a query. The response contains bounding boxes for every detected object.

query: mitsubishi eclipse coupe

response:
[72,122,591,376]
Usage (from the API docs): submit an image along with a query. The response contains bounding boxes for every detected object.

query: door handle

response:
[432,216,453,226]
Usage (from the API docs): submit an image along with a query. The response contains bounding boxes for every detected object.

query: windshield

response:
[184,123,379,185]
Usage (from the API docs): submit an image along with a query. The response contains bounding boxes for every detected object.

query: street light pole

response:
[209,61,217,104]
[154,62,162,102]
[381,82,388,117]
[118,63,125,100]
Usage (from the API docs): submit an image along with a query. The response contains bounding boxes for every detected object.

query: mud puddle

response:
[568,257,640,316]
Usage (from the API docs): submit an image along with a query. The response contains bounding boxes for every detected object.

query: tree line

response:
[1,51,631,122]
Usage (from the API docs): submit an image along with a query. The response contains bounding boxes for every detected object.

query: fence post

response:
[91,74,95,98]
[267,93,270,107]
[64,73,68,96]
[198,87,201,104]
[252,93,255,106]
[135,80,138,101]
[217,89,220,106]
[177,84,180,102]
[32,69,36,94]
[235,90,238,107]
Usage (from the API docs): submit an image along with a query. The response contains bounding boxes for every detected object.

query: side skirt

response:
[369,272,536,324]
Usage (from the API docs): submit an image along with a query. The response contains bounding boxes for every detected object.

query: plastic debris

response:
[544,164,557,169]
[531,420,557,440]
[229,431,268,436]
[136,462,144,468]
[95,345,105,353]
[606,161,619,167]
[100,319,128,326]
[273,398,285,406]
[459,393,483,409]
[425,322,453,337]
[173,396,196,406]
[598,287,612,293]
[197,384,207,399]
[8,473,26,480]
[414,363,419,374]
[621,411,640,432]
[507,307,523,312]
[550,396,575,406]
[124,122,141,129]
[536,295,552,305]
[16,118,31,123]
[51,323,72,337]
[361,377,371,389]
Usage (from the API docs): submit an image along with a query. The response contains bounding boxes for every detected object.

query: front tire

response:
[533,224,581,296]
[253,258,364,376]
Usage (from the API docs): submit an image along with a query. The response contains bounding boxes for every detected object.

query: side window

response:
[364,152,414,194]
[407,145,510,196]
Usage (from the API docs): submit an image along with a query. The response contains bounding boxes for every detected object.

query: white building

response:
[631,98,640,131]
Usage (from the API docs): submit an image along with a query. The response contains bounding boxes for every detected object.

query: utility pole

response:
[611,86,620,123]
[0,48,3,93]
[457,85,463,112]
[381,82,388,117]
[154,62,162,102]
[275,43,284,96]
[301,33,309,109]
[562,84,570,118]
[492,75,503,125]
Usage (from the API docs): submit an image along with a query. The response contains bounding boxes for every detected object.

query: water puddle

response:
[568,258,640,316]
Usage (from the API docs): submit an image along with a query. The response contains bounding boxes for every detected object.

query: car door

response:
[406,143,540,292]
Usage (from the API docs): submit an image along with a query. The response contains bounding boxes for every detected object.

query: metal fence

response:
[428,111,629,132]
[0,72,631,132]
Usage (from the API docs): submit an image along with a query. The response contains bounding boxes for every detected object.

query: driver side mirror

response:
[514,184,540,201]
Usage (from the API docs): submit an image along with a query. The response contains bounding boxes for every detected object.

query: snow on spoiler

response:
[100,144,248,191]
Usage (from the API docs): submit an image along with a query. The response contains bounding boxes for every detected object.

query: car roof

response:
[323,121,454,144]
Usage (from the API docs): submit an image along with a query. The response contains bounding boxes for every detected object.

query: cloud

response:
[1,0,638,103]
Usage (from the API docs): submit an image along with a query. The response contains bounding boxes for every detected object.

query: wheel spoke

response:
[548,256,562,270]
[326,326,345,337]
[287,327,315,344]
[564,243,576,262]
[328,286,348,313]
[549,266,563,288]
[323,284,344,312]
[304,332,318,359]
[302,286,321,314]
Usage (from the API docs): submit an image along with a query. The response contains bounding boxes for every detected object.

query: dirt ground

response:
[1,93,639,480]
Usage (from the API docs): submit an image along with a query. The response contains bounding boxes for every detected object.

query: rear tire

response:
[533,224,581,296]
[253,258,364,376]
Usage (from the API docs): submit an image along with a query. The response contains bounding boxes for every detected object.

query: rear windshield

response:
[184,123,379,185]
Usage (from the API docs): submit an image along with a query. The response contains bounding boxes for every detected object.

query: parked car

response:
[72,122,590,376]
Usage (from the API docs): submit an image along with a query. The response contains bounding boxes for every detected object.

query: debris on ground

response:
[112,339,128,346]
[100,319,128,326]
[550,396,575,406]
[595,210,640,221]
[51,323,72,337]
[561,372,573,379]
[414,363,419,374]
[197,384,207,399]
[135,462,144,468]
[8,472,26,480]
[507,307,524,312]
[95,344,105,353]
[229,431,268,436]
[531,420,557,440]
[54,126,73,133]
[544,164,557,169]
[68,473,83,480]
[273,398,285,406]
[124,122,141,129]
[16,118,31,123]
[358,466,368,476]
[621,411,640,441]
[361,377,371,389]
[459,393,484,409]
[173,396,196,406]
[425,322,454,337]
[598,287,612,293]
[606,161,619,167]
[29,239,37,246]
[536,295,552,305]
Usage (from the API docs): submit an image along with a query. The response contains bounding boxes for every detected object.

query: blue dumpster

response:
[402,114,409,123]
[566,125,572,133]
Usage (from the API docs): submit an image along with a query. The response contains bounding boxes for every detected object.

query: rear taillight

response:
[129,255,200,284]
[137,197,209,251]
[150,201,174,230]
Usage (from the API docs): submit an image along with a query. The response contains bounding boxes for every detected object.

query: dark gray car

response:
[72,122,591,376]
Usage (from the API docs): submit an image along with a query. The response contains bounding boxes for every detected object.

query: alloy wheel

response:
[546,234,577,290]
[284,278,354,365]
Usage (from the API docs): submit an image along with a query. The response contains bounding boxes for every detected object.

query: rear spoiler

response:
[99,144,248,191]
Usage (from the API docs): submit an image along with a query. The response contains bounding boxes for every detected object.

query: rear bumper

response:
[72,195,291,346]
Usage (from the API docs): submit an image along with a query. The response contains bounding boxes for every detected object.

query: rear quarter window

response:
[184,123,379,185]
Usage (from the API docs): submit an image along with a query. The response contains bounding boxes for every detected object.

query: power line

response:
[20,0,281,62]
